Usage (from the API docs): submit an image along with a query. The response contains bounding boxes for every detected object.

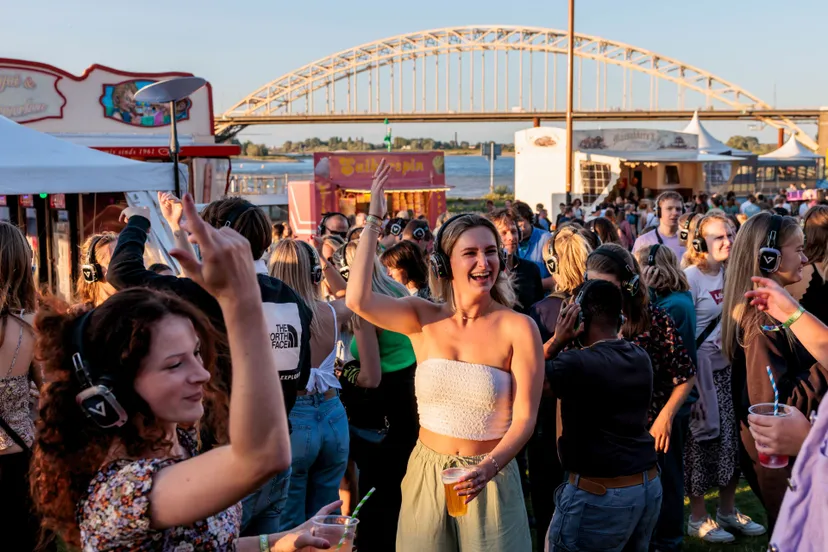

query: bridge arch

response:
[216,25,812,148]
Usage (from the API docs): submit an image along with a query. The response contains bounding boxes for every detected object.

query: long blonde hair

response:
[721,213,803,361]
[268,239,322,333]
[545,226,593,295]
[75,232,118,307]
[681,212,732,271]
[636,244,689,295]
[427,214,515,308]
[344,241,408,299]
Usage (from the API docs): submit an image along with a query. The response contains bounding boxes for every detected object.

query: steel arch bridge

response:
[215,25,815,148]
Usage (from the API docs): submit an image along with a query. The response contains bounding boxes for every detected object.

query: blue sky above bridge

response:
[5,0,826,146]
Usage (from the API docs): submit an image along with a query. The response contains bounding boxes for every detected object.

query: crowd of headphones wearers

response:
[7,182,826,552]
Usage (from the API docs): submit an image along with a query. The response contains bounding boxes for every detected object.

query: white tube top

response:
[415,358,512,441]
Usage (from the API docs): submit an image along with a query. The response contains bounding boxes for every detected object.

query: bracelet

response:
[363,223,381,234]
[783,306,805,328]
[486,454,500,474]
[259,534,269,552]
[366,214,383,226]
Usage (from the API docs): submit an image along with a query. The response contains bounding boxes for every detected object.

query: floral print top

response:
[78,427,242,551]
[634,305,696,425]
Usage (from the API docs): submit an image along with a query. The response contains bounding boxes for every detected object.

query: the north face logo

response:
[270,324,298,349]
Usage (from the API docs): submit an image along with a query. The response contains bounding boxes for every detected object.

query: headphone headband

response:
[589,246,640,296]
[318,212,349,236]
[296,240,323,285]
[222,202,256,229]
[758,214,784,274]
[82,235,106,284]
[767,214,782,250]
[647,243,661,267]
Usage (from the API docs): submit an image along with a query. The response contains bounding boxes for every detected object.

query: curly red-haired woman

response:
[30,195,336,551]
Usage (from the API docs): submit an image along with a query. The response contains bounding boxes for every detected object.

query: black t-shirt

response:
[547,339,657,477]
[108,216,313,417]
[528,293,569,344]
[510,257,545,315]
[800,265,828,326]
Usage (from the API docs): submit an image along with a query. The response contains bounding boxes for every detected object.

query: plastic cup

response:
[311,515,358,552]
[441,468,470,517]
[748,402,792,469]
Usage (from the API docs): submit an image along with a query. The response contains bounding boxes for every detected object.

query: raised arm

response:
[146,195,291,529]
[107,208,159,290]
[344,159,423,335]
[157,192,196,277]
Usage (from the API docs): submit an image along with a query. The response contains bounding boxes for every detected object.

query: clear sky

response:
[5,0,826,146]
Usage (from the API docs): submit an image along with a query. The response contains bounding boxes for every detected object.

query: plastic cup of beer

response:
[442,467,470,517]
[311,515,358,552]
[748,402,792,469]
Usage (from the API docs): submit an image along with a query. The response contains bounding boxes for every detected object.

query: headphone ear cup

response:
[546,255,558,275]
[429,252,452,280]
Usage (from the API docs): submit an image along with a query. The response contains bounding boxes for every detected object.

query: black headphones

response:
[412,225,429,241]
[759,214,783,274]
[346,226,364,243]
[588,246,640,296]
[296,240,323,285]
[691,216,708,253]
[318,212,349,237]
[81,236,105,284]
[222,201,256,230]
[429,214,505,280]
[679,215,696,243]
[647,243,661,267]
[545,231,559,274]
[72,311,128,429]
[388,218,404,238]
[333,243,350,281]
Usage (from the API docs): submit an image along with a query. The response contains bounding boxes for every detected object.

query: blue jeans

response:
[279,392,350,530]
[240,467,291,536]
[546,471,663,552]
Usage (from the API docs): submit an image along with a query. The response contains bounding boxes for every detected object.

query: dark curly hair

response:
[380,239,429,290]
[30,288,228,547]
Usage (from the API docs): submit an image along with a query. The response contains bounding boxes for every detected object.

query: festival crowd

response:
[1,161,827,552]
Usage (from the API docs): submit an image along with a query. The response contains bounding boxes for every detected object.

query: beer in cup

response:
[441,468,470,517]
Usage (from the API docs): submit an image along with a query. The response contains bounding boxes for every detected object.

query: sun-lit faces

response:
[133,315,211,426]
[449,226,501,294]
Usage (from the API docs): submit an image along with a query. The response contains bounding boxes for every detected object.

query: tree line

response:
[232,135,776,158]
[231,137,516,157]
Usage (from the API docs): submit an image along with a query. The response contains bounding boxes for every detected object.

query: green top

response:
[350,328,416,373]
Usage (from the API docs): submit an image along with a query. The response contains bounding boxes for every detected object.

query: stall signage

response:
[50,193,66,209]
[19,194,34,207]
[0,67,66,123]
[0,196,6,206]
[313,152,446,190]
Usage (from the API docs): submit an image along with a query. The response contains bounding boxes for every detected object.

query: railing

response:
[226,174,312,196]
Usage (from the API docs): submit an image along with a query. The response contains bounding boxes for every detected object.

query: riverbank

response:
[233,149,515,162]
[234,155,299,162]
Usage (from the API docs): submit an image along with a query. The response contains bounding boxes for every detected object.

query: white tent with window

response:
[0,115,179,194]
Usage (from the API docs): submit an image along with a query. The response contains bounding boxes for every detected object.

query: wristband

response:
[259,534,269,552]
[366,214,383,226]
[783,306,805,328]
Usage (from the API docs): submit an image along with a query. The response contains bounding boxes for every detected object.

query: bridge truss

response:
[216,25,815,149]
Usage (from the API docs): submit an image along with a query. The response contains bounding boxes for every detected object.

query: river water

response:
[231,155,515,198]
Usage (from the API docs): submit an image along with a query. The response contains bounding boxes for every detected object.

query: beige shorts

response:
[396,440,532,552]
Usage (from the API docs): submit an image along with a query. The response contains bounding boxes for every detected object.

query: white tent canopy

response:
[0,116,178,195]
[682,111,747,155]
[760,134,823,160]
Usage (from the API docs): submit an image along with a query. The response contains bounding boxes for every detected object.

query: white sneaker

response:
[687,515,736,543]
[716,508,767,536]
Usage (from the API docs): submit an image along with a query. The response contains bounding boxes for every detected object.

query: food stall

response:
[0,58,229,297]
[288,151,448,238]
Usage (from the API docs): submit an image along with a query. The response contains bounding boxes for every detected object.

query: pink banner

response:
[313,152,446,190]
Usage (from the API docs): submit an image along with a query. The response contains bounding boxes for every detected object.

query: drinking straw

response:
[337,486,375,550]
[766,365,779,415]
